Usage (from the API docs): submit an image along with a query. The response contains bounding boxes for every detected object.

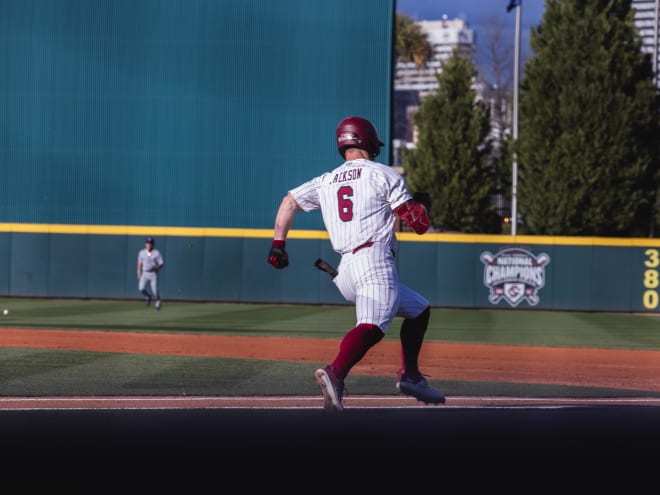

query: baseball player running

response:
[267,115,445,412]
[137,236,164,310]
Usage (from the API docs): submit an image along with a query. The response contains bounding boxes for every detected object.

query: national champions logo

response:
[480,247,550,307]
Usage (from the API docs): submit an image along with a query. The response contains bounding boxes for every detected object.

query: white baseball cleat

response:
[314,366,344,412]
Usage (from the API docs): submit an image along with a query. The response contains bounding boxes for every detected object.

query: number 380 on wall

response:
[643,249,660,309]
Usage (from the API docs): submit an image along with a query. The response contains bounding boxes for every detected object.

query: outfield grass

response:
[1,297,659,398]
[2,296,660,349]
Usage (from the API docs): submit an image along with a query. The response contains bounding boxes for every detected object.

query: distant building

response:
[394,17,475,98]
[393,16,476,164]
[631,0,660,88]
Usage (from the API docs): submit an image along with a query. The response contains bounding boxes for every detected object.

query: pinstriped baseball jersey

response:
[290,158,412,255]
[290,158,427,333]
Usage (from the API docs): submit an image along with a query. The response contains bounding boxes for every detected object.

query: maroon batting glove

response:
[268,240,289,269]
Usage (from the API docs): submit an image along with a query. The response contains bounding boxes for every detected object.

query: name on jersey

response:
[332,168,362,183]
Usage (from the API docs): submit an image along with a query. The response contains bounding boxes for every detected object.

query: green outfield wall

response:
[0,0,394,232]
[2,225,660,313]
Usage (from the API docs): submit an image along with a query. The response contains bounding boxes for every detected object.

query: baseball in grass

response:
[2,309,8,316]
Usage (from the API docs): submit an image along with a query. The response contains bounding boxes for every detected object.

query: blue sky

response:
[396,0,547,65]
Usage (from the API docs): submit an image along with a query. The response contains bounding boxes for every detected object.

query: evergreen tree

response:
[403,50,500,233]
[517,0,660,236]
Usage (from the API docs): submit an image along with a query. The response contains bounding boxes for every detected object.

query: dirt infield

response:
[1,328,660,410]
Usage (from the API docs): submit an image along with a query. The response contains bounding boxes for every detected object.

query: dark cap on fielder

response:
[145,236,155,244]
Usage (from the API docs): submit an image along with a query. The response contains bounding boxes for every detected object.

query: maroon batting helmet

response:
[336,116,384,159]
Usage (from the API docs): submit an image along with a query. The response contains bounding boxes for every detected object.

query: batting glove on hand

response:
[413,192,432,213]
[268,240,289,269]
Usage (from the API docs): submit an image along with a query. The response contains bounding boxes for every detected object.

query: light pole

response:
[511,1,521,236]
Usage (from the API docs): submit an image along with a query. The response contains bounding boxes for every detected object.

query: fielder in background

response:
[137,236,164,311]
[267,115,445,412]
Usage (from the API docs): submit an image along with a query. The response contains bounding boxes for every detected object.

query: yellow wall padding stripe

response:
[1,223,659,247]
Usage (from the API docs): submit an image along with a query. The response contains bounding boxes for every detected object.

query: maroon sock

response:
[399,306,430,378]
[331,323,384,379]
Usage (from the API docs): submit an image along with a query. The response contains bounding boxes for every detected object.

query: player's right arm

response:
[383,167,431,235]
[273,193,301,241]
[394,196,431,235]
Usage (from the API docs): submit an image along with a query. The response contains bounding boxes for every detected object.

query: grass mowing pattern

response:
[1,297,659,397]
[2,297,660,349]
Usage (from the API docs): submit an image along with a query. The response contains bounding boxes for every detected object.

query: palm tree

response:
[395,13,434,68]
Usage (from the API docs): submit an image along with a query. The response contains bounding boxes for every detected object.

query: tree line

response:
[396,0,660,237]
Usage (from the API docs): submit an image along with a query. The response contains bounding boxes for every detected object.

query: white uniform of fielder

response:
[137,237,164,310]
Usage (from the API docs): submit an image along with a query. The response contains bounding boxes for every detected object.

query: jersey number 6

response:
[337,185,354,222]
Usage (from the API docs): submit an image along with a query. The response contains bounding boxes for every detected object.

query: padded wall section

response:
[2,232,658,314]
